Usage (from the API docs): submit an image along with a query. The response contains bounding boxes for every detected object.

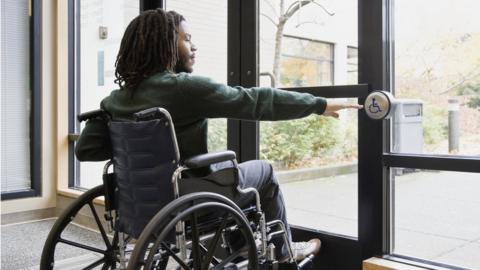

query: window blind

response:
[0,0,31,193]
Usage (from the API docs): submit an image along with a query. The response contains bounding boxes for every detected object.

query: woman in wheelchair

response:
[43,9,361,270]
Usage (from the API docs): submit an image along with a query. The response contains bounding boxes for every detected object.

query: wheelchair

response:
[41,107,316,270]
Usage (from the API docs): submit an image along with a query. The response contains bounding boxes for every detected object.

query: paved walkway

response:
[281,170,480,269]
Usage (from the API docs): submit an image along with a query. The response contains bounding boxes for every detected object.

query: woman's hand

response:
[323,101,363,118]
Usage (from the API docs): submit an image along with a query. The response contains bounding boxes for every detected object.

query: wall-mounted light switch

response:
[99,26,108,39]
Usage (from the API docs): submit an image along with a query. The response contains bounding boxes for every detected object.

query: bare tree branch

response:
[285,0,310,18]
[439,70,480,94]
[285,0,335,19]
[294,19,321,28]
[261,13,279,27]
[310,1,335,16]
[269,0,336,86]
[263,0,280,20]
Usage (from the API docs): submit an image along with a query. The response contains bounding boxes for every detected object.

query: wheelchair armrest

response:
[184,151,236,169]
[77,109,110,122]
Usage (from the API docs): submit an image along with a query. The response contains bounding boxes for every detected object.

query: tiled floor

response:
[1,219,105,269]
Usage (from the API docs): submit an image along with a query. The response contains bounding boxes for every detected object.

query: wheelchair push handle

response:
[133,107,171,121]
[77,109,110,122]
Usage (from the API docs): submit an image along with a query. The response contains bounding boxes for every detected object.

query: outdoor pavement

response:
[281,170,480,269]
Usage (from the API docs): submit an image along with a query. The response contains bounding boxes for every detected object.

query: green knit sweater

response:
[75,72,327,161]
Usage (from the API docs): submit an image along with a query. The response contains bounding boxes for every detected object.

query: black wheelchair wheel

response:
[40,185,120,270]
[128,192,259,270]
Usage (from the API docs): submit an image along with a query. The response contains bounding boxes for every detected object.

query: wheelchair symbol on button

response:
[368,98,382,114]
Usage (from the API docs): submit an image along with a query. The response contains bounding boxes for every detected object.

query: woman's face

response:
[176,20,197,73]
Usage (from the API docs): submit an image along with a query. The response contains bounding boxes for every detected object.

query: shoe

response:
[282,239,321,262]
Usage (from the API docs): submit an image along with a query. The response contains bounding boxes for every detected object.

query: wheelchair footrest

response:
[224,262,240,269]
[264,261,295,270]
[297,254,315,269]
[276,254,315,270]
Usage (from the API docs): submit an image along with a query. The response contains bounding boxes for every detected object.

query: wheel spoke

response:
[111,230,119,250]
[143,234,163,268]
[101,261,111,270]
[201,215,227,270]
[88,202,111,249]
[58,238,106,254]
[190,212,202,270]
[199,244,220,267]
[82,257,106,270]
[210,247,247,270]
[161,242,192,270]
[128,196,259,270]
[40,185,110,270]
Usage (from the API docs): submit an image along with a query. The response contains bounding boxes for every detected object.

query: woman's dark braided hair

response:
[114,9,185,93]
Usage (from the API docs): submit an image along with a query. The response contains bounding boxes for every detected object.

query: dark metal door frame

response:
[140,0,164,11]
[358,0,389,262]
[234,0,387,268]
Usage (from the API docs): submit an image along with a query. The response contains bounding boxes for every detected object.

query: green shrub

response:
[423,107,447,145]
[207,116,356,169]
[207,119,227,153]
[467,96,480,109]
[457,82,480,110]
[260,115,341,168]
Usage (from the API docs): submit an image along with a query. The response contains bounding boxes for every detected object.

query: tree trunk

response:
[272,1,315,87]
[273,20,285,87]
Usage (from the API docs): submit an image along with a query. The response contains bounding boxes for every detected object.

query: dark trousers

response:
[213,160,292,256]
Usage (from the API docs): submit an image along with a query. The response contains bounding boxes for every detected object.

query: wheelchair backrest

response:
[108,107,180,238]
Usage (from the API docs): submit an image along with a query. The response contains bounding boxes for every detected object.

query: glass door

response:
[386,0,480,269]
[237,0,380,268]
[258,0,359,238]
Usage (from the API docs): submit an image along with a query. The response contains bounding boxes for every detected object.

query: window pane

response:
[0,0,31,192]
[394,0,480,156]
[392,168,480,269]
[279,36,333,87]
[166,0,228,153]
[347,46,358,84]
[76,0,139,189]
[259,0,358,237]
